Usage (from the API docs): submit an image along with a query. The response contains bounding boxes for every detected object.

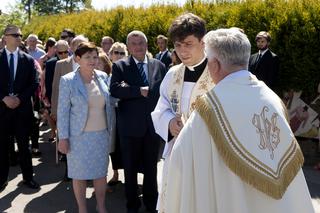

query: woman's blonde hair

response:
[109,42,128,56]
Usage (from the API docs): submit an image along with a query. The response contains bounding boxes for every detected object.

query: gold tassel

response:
[195,95,304,200]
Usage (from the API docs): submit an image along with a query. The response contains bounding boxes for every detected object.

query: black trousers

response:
[30,114,40,149]
[0,109,33,185]
[31,93,41,149]
[120,129,160,212]
[110,132,123,170]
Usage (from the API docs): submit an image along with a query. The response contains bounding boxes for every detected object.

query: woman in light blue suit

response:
[57,42,113,213]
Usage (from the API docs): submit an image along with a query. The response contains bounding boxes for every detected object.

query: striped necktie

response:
[137,62,148,86]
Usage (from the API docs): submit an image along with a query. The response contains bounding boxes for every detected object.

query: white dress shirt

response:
[5,47,19,80]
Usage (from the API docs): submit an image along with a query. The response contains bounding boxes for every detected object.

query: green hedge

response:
[22,0,320,98]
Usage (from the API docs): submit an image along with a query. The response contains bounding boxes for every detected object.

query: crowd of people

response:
[0,12,315,213]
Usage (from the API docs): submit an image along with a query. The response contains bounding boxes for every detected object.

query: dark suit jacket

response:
[249,49,279,90]
[155,50,172,70]
[44,56,58,102]
[110,56,166,137]
[0,49,39,122]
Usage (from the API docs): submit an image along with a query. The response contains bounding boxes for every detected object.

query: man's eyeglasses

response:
[57,51,69,55]
[113,51,125,56]
[6,33,23,38]
[60,35,69,39]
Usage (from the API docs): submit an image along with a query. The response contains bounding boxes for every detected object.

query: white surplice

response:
[151,69,195,212]
[152,68,195,158]
[151,59,215,212]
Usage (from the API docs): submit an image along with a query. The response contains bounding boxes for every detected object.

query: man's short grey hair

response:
[55,40,69,48]
[126,30,148,44]
[27,34,38,41]
[71,35,88,46]
[204,28,251,68]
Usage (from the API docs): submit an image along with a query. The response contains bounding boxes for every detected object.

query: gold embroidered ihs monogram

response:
[252,106,281,160]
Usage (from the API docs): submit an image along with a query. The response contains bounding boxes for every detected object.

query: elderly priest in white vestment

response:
[164,28,315,213]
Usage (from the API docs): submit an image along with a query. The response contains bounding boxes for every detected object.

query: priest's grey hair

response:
[126,30,148,44]
[204,28,251,68]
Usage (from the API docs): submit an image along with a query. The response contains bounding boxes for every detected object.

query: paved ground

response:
[0,124,320,213]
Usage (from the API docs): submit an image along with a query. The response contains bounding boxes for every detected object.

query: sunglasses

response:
[60,35,69,39]
[57,51,69,55]
[113,51,125,56]
[6,33,23,38]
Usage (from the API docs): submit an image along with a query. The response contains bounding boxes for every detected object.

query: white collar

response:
[159,49,168,54]
[5,47,19,56]
[218,70,250,85]
[186,56,207,71]
[258,49,268,56]
[133,55,147,64]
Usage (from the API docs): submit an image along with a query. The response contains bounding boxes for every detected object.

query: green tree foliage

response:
[21,0,92,17]
[0,3,28,32]
[32,0,65,15]
[17,0,320,98]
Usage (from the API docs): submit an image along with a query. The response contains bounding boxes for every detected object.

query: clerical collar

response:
[184,58,208,82]
[186,57,207,71]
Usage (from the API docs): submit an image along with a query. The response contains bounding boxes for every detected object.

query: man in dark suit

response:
[155,35,172,70]
[110,30,166,213]
[249,31,279,91]
[0,25,40,191]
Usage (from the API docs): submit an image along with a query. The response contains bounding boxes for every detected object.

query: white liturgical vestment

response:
[165,70,315,213]
[151,58,215,212]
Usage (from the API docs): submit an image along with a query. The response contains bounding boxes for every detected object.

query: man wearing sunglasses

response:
[44,40,69,108]
[60,28,75,45]
[0,25,40,191]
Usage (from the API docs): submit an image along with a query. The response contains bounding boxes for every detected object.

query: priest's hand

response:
[58,139,70,154]
[169,115,183,137]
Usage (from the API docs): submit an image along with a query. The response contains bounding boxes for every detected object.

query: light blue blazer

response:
[57,69,115,141]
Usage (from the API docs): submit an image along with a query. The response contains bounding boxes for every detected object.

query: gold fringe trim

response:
[195,96,304,199]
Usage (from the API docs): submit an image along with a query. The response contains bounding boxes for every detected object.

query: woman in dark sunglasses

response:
[109,42,128,62]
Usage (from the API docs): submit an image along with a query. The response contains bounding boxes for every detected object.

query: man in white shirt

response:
[249,31,279,91]
[26,34,46,61]
[151,13,215,212]
[0,25,40,191]
[155,35,171,70]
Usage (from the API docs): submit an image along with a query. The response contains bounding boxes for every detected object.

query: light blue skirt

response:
[67,129,109,180]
